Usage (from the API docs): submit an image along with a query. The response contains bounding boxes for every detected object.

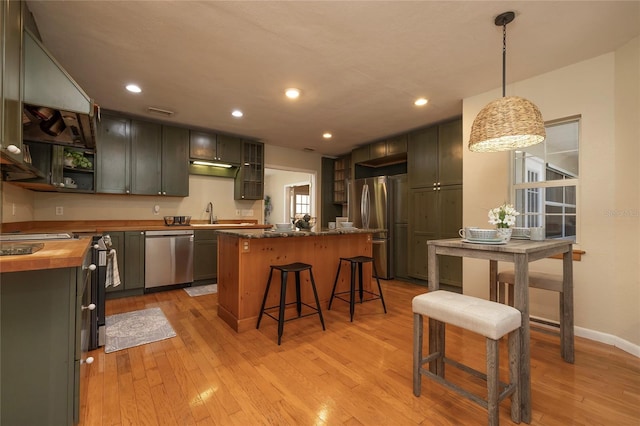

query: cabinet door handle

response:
[84,264,97,271]
[82,357,94,365]
[82,303,96,311]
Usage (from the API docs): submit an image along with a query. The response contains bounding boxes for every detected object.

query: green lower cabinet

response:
[193,230,218,282]
[1,259,90,425]
[408,185,462,287]
[105,231,145,298]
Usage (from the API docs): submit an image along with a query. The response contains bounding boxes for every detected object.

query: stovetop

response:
[0,242,45,256]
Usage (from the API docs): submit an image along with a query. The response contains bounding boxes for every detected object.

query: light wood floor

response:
[80,280,640,426]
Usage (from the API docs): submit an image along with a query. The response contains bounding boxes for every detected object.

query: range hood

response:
[22,28,97,148]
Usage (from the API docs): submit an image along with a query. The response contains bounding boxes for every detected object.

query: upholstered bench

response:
[413,291,522,426]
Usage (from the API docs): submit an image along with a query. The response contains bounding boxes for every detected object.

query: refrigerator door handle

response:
[361,184,370,229]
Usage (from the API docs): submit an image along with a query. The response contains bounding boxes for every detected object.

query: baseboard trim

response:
[530,315,640,358]
[575,326,640,358]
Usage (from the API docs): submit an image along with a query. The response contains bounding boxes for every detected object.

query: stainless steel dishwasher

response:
[144,230,194,290]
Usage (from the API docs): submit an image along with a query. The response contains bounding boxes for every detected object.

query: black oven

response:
[89,235,108,350]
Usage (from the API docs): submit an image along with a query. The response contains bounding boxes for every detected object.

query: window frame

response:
[510,116,581,242]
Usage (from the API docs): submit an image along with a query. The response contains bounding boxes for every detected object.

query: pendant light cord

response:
[502,21,507,97]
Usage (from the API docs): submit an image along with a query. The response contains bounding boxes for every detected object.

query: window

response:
[511,117,579,241]
[295,193,310,215]
[289,184,311,219]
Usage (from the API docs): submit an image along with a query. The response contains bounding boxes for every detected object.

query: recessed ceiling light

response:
[285,88,301,99]
[231,110,243,118]
[126,84,142,93]
[414,98,428,106]
[323,132,332,139]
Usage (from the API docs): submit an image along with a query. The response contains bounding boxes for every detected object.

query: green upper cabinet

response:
[370,135,407,160]
[161,126,189,196]
[351,145,370,164]
[408,126,438,188]
[190,130,241,165]
[0,0,24,163]
[189,130,216,160]
[97,112,188,196]
[96,113,131,194]
[131,120,162,195]
[216,134,242,164]
[369,140,387,160]
[386,134,408,156]
[437,119,463,187]
[408,118,462,188]
[234,140,264,200]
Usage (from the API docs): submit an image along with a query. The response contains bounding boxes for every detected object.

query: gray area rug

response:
[184,284,218,297]
[104,307,176,353]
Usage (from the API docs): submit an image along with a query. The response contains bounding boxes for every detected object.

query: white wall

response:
[1,143,323,225]
[462,37,640,352]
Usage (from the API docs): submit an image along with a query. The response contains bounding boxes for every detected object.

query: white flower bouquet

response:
[488,203,519,229]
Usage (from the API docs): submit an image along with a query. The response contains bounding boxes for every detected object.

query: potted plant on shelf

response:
[488,203,519,241]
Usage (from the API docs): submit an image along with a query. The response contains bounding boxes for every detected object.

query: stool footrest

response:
[331,289,383,304]
[261,301,322,323]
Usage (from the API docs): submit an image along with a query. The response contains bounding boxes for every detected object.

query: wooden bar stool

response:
[256,262,325,345]
[413,290,522,426]
[328,256,387,322]
[491,270,572,361]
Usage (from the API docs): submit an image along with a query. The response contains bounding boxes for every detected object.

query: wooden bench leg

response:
[509,329,522,423]
[413,313,423,397]
[486,338,499,426]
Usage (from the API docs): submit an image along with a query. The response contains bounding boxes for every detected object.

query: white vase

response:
[496,227,512,242]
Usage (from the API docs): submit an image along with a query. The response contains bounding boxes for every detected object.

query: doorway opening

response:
[264,167,316,225]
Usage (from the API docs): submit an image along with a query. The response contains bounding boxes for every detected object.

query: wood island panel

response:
[217,232,374,332]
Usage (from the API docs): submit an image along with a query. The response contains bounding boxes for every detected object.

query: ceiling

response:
[26,1,639,157]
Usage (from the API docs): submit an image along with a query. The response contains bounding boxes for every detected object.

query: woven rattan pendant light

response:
[469,11,546,152]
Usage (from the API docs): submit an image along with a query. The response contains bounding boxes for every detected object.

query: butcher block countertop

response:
[0,237,91,273]
[0,220,271,274]
[0,219,270,234]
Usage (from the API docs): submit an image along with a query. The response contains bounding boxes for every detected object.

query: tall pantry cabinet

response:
[407,118,463,287]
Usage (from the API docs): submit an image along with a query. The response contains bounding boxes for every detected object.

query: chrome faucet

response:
[206,202,215,224]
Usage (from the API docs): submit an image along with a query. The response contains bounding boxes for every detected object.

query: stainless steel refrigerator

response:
[349,175,401,279]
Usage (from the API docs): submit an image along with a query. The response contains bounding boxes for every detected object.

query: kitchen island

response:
[216,228,380,332]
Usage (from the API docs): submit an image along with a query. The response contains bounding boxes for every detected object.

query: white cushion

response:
[412,291,521,340]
